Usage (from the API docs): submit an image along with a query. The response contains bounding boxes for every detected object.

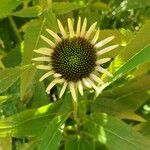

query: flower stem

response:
[8,16,22,42]
[73,99,78,121]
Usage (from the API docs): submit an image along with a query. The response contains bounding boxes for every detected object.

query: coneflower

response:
[32,17,118,101]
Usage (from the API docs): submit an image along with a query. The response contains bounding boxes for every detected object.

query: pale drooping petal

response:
[32,57,50,62]
[86,78,99,92]
[59,82,68,98]
[77,80,83,96]
[80,18,87,37]
[97,45,119,56]
[76,17,81,37]
[46,78,64,93]
[90,73,104,84]
[95,36,115,48]
[85,22,97,39]
[46,28,61,42]
[96,66,113,77]
[82,78,92,88]
[57,19,67,38]
[40,35,55,47]
[69,82,77,101]
[36,65,51,70]
[68,18,74,38]
[96,58,111,65]
[91,29,100,45]
[34,48,53,56]
[39,71,54,81]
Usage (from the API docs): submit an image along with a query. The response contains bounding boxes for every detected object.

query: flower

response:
[32,17,118,101]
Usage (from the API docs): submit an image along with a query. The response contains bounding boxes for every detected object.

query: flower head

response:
[32,17,118,101]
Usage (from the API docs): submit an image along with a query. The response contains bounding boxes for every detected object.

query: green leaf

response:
[84,113,150,150]
[134,121,150,138]
[2,45,22,67]
[90,97,146,122]
[65,135,95,150]
[0,0,22,19]
[127,0,150,9]
[111,20,150,74]
[0,65,32,94]
[91,1,111,11]
[12,6,42,18]
[114,44,150,77]
[39,114,69,150]
[31,80,49,108]
[0,94,18,105]
[52,2,85,15]
[0,96,72,137]
[21,11,58,100]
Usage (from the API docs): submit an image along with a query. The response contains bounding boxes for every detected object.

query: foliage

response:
[0,0,150,150]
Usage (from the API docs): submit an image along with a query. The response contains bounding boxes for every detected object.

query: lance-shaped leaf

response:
[0,65,33,94]
[83,113,150,150]
[38,113,69,150]
[0,95,72,137]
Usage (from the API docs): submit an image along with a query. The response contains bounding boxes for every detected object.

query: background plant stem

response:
[8,16,22,43]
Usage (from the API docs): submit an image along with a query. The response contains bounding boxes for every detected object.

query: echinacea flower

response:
[32,17,118,101]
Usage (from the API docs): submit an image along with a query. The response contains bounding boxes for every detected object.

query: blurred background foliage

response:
[0,0,150,150]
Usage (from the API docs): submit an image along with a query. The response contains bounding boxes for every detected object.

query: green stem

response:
[73,99,78,121]
[8,16,22,42]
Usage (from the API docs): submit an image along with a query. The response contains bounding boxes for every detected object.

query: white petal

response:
[90,73,104,84]
[96,66,113,77]
[46,78,64,93]
[80,18,87,37]
[57,19,67,38]
[33,48,53,56]
[85,22,97,39]
[97,45,119,56]
[76,17,81,37]
[32,57,50,62]
[46,28,62,42]
[69,82,77,102]
[53,73,62,78]
[40,35,55,47]
[96,58,111,65]
[82,78,92,88]
[95,36,115,48]
[59,82,68,98]
[36,65,51,70]
[39,71,54,81]
[91,29,100,45]
[68,18,74,38]
[86,78,99,92]
[77,80,83,96]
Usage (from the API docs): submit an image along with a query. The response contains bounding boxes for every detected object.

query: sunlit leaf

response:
[0,0,22,19]
[65,135,95,150]
[114,43,150,77]
[84,113,150,150]
[0,96,72,137]
[111,19,150,74]
[20,11,58,100]
[91,1,111,11]
[0,65,32,94]
[52,2,85,15]
[12,6,42,18]
[39,113,69,150]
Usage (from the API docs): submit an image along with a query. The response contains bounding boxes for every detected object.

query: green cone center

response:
[51,37,96,81]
